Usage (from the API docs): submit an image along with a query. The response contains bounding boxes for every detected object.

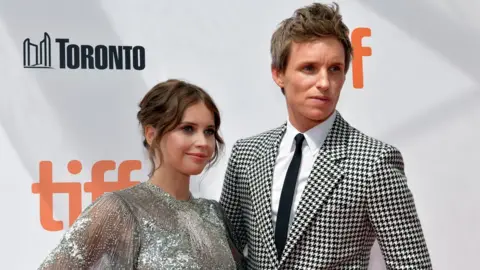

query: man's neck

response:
[288,111,336,133]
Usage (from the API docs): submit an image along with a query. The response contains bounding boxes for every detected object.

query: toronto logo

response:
[22,32,146,70]
[23,32,52,68]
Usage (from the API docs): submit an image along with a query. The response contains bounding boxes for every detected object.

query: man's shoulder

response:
[340,117,400,157]
[234,124,285,149]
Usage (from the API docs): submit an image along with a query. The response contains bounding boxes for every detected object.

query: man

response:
[220,2,432,269]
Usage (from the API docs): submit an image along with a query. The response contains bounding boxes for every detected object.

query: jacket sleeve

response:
[210,200,246,270]
[219,140,247,252]
[367,145,432,269]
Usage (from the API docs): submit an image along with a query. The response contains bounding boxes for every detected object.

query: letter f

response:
[351,27,372,89]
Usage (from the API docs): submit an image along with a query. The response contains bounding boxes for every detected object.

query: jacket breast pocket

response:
[320,199,367,224]
[325,200,359,212]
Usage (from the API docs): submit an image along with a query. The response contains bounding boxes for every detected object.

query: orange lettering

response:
[351,27,372,89]
[84,160,141,201]
[32,161,82,231]
[32,159,143,231]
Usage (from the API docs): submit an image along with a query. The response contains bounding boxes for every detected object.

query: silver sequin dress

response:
[38,181,245,270]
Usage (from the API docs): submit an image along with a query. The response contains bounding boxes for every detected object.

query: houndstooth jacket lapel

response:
[247,124,286,268]
[279,114,350,265]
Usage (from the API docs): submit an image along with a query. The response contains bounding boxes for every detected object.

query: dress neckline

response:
[144,181,195,204]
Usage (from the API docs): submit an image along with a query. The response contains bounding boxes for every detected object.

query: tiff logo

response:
[31,160,142,231]
[23,32,52,68]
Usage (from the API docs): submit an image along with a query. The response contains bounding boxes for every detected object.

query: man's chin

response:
[305,110,333,122]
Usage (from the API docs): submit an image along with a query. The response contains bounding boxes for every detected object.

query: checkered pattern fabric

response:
[220,112,432,270]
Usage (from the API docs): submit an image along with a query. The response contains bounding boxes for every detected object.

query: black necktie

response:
[275,133,305,259]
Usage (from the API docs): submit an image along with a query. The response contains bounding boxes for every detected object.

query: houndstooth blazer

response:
[219,112,432,270]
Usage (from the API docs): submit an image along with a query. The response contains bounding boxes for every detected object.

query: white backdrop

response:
[0,0,479,269]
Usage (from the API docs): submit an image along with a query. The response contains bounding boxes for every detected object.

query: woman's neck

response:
[149,166,191,201]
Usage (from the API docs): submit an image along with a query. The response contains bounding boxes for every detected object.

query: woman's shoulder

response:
[194,198,227,219]
[108,182,147,204]
[89,191,132,214]
[194,197,219,207]
[87,182,147,217]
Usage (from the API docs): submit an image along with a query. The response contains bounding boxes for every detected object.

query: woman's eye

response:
[205,129,215,136]
[182,125,194,133]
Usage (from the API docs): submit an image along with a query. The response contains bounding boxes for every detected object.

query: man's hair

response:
[270,2,353,73]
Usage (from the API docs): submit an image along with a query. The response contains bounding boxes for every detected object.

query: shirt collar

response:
[284,111,337,155]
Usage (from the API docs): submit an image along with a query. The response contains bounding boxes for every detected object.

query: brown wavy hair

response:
[137,79,224,176]
[270,2,353,75]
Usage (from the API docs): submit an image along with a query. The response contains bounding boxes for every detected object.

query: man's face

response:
[272,37,346,132]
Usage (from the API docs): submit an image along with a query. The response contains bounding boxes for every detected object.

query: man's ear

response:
[271,66,285,89]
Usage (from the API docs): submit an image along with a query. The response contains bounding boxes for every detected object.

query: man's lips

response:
[308,96,330,101]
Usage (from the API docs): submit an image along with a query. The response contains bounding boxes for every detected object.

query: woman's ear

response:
[144,125,156,146]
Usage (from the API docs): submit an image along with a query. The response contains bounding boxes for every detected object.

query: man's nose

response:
[315,70,330,91]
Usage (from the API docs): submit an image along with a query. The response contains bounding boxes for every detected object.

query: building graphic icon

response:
[23,32,52,68]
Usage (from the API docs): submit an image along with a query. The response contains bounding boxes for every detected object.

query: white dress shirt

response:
[271,111,337,232]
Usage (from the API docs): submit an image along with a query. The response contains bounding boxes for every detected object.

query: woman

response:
[39,79,244,269]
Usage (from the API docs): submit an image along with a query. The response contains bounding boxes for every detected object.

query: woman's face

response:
[156,102,217,176]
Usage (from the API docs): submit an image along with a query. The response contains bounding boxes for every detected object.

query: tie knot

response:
[294,133,305,148]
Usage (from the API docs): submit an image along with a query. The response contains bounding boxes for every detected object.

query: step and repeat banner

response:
[0,0,479,269]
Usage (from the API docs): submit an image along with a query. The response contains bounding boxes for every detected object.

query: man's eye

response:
[303,65,315,72]
[329,65,342,72]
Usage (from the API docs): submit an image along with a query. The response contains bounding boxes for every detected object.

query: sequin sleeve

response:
[38,192,139,270]
[211,200,246,270]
